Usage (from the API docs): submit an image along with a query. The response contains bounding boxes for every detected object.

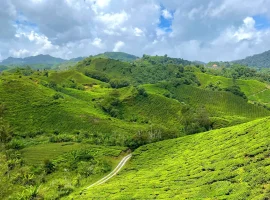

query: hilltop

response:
[233,50,270,68]
[0,54,85,70]
[93,52,139,62]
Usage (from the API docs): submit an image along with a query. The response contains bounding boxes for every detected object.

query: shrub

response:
[44,159,55,174]
[109,79,130,88]
[49,134,73,143]
[84,70,110,82]
[137,87,148,97]
[52,93,64,100]
[224,85,247,99]
[6,139,25,150]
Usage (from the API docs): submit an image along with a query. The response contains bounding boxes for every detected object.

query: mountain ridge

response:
[233,49,270,68]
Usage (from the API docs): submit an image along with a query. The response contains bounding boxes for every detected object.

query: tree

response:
[109,79,130,88]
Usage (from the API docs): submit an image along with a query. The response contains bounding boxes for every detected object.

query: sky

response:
[1,0,270,62]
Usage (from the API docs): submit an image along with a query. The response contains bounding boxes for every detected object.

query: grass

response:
[75,117,270,200]
[196,72,270,105]
[172,85,269,124]
[21,143,127,165]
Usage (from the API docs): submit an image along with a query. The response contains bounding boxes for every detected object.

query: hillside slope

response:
[93,52,139,62]
[234,50,270,68]
[195,72,270,106]
[75,117,270,200]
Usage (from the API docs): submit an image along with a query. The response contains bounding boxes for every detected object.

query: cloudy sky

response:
[1,0,270,62]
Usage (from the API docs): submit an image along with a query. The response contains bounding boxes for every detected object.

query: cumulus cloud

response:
[162,9,173,19]
[0,0,270,62]
[113,41,125,52]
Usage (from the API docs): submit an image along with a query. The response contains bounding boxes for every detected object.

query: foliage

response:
[234,49,270,68]
[180,105,211,134]
[93,52,139,62]
[78,118,270,200]
[44,159,55,174]
[109,78,130,88]
[224,85,247,99]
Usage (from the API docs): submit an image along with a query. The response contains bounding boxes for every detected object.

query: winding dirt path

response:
[85,154,132,190]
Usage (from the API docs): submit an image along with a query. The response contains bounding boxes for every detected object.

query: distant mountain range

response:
[233,50,270,68]
[0,52,139,70]
[0,54,86,69]
[2,49,270,70]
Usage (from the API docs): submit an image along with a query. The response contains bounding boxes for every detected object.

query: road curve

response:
[85,154,132,190]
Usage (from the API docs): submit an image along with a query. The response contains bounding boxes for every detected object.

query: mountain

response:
[68,56,87,62]
[93,52,139,62]
[0,65,8,72]
[1,54,66,66]
[193,60,206,65]
[233,50,270,68]
[0,55,88,70]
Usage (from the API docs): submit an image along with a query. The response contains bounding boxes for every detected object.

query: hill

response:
[195,72,270,107]
[1,54,66,66]
[0,55,270,199]
[75,117,270,200]
[0,55,86,70]
[234,50,270,68]
[93,52,139,62]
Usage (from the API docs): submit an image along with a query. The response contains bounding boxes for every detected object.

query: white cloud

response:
[1,0,270,62]
[96,11,129,29]
[9,49,30,58]
[113,41,125,52]
[92,37,105,48]
[162,9,173,19]
[134,27,144,36]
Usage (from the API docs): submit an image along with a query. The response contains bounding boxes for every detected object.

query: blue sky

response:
[158,6,174,33]
[253,15,270,30]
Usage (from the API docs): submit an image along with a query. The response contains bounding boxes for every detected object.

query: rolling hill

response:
[75,117,270,200]
[93,52,139,62]
[234,50,270,68]
[0,55,270,199]
[0,55,86,70]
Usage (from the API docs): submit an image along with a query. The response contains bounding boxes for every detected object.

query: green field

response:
[75,117,270,200]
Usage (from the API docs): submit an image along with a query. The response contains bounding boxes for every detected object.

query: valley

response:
[0,53,270,199]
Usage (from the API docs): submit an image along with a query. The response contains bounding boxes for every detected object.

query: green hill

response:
[234,50,270,68]
[76,56,195,85]
[93,52,139,62]
[76,117,270,200]
[0,55,270,199]
[0,55,85,70]
[195,72,270,106]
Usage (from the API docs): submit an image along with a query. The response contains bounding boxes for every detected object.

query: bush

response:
[109,79,130,88]
[6,139,25,150]
[224,85,247,99]
[137,87,148,97]
[44,159,55,174]
[52,93,64,100]
[49,134,73,143]
[84,70,110,82]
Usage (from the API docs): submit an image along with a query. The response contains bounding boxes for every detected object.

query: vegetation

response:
[234,49,270,68]
[93,52,139,62]
[76,118,270,200]
[0,53,270,199]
